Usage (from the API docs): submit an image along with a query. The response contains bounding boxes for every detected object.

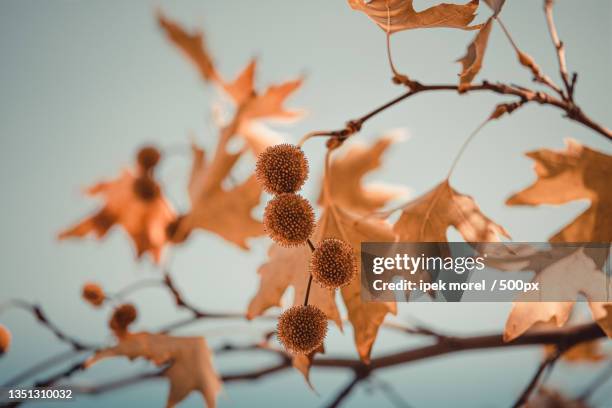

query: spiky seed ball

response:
[277,305,327,354]
[264,193,314,247]
[82,283,105,307]
[133,176,160,201]
[109,303,138,334]
[0,324,11,355]
[136,146,161,171]
[310,238,357,289]
[256,144,308,195]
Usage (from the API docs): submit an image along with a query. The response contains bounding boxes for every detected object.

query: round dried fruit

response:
[136,146,161,171]
[0,324,11,355]
[264,193,314,247]
[133,176,160,201]
[277,305,327,354]
[310,238,356,289]
[82,282,105,307]
[256,144,308,195]
[109,303,138,334]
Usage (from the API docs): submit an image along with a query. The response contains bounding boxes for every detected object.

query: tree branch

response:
[544,0,573,100]
[49,322,605,404]
[511,347,563,408]
[309,81,610,143]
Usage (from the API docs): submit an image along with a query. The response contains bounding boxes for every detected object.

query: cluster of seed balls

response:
[256,144,357,354]
[132,146,162,202]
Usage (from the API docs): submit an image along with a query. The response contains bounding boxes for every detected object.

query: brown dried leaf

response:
[457,17,493,87]
[319,134,408,214]
[393,180,509,242]
[496,248,612,341]
[322,206,397,362]
[348,0,481,33]
[292,344,324,390]
[545,340,607,363]
[247,242,342,327]
[507,139,612,242]
[157,12,220,84]
[59,169,175,264]
[173,141,265,249]
[86,332,221,408]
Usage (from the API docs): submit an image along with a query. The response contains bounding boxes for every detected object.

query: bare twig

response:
[511,347,564,408]
[323,375,362,408]
[544,0,573,100]
[305,80,610,143]
[0,300,95,351]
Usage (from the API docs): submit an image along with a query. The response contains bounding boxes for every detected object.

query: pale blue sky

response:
[0,1,611,407]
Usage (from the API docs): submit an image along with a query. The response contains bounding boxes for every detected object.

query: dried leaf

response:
[247,242,342,327]
[393,180,509,242]
[158,12,219,83]
[322,206,397,362]
[497,248,612,341]
[86,332,221,408]
[59,169,175,264]
[545,340,606,363]
[173,142,264,249]
[594,304,612,337]
[457,17,493,87]
[292,344,324,390]
[507,139,612,242]
[319,134,408,213]
[348,0,481,33]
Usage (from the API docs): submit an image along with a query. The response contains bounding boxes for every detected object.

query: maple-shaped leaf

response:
[507,139,612,242]
[323,206,398,362]
[393,180,509,242]
[457,17,493,87]
[86,332,221,408]
[238,122,285,156]
[319,134,408,214]
[247,242,342,326]
[490,248,612,341]
[348,0,481,33]
[59,169,175,263]
[171,140,264,249]
[158,12,220,84]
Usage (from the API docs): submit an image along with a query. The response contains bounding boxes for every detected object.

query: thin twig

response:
[323,375,362,408]
[511,348,564,408]
[544,0,573,100]
[577,361,612,402]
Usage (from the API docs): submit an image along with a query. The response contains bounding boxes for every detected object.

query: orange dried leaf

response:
[393,180,509,242]
[86,332,221,408]
[507,139,612,242]
[158,12,220,83]
[59,169,175,264]
[348,0,481,33]
[173,142,265,249]
[490,248,612,341]
[247,242,342,327]
[321,206,397,362]
[319,134,408,213]
[457,17,494,87]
